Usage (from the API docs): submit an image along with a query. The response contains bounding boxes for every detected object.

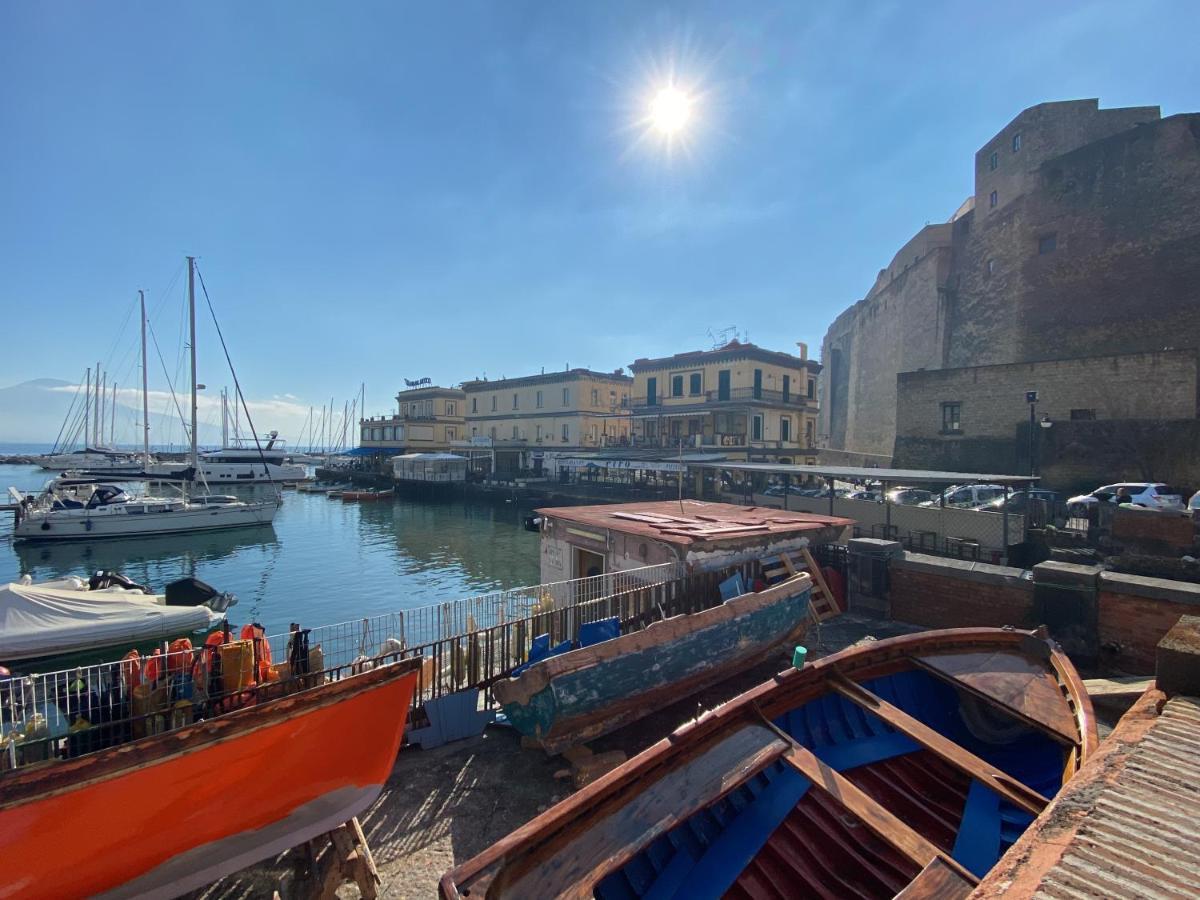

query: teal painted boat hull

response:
[494,576,812,754]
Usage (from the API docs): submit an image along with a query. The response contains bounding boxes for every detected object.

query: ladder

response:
[761,548,842,646]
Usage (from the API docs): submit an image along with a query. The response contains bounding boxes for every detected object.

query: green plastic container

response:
[792,645,808,668]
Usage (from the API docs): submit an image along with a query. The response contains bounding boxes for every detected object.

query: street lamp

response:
[1025,391,1039,476]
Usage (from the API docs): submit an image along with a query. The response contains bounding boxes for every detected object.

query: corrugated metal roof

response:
[975,692,1200,899]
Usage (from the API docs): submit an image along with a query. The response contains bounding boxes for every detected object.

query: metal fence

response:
[0,562,700,771]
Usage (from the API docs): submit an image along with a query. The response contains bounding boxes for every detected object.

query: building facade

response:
[629,340,821,462]
[459,369,633,473]
[819,98,1200,477]
[359,386,466,453]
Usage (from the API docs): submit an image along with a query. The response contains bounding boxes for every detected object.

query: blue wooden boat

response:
[443,627,1098,899]
[492,573,814,755]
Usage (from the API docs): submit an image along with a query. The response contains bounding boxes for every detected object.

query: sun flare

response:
[649,86,693,135]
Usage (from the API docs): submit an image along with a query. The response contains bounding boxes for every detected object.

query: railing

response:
[632,388,814,409]
[0,563,694,771]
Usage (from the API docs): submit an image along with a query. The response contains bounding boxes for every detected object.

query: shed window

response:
[941,402,962,433]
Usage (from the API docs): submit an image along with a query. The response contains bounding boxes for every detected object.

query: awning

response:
[344,446,404,456]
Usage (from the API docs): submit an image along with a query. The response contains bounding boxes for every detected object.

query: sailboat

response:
[39,365,145,472]
[11,260,280,542]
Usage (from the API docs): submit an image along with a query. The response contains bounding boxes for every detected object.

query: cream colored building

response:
[629,340,821,462]
[359,386,466,453]
[459,369,632,473]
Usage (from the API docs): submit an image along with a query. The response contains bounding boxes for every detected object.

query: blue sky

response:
[1,1,1197,439]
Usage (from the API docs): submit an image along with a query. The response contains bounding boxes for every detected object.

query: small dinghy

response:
[442,627,1097,899]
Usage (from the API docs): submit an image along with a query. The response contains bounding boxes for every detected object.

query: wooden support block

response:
[561,744,594,764]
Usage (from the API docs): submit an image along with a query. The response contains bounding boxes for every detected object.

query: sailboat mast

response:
[95,365,103,446]
[84,367,91,449]
[110,381,117,446]
[221,388,229,447]
[187,257,199,469]
[140,291,150,467]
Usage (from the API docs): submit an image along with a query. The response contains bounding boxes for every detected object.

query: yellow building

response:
[359,385,466,453]
[460,369,632,474]
[629,340,821,462]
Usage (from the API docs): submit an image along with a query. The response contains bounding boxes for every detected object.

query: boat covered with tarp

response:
[442,626,1097,899]
[0,576,231,663]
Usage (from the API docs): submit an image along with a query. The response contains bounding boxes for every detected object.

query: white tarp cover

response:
[0,582,222,662]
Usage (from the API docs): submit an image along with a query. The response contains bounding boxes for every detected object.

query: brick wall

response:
[1097,573,1200,673]
[889,554,1034,628]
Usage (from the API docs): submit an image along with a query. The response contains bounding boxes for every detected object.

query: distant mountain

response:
[0,378,222,446]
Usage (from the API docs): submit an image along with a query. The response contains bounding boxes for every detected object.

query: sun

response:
[649,86,693,135]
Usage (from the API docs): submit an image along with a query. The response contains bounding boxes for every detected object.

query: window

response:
[988,150,998,171]
[562,387,569,406]
[671,375,684,397]
[986,258,996,276]
[941,402,962,433]
[491,395,497,412]
[647,377,657,406]
[446,427,456,441]
[471,397,477,413]
[689,373,702,395]
[536,390,543,408]
[446,401,456,416]
[489,426,497,439]
[591,388,599,406]
[1012,132,1022,152]
[512,393,519,410]
[780,417,791,442]
[753,369,763,399]
[590,424,598,442]
[561,423,569,442]
[751,414,763,441]
[806,420,815,447]
[807,379,815,400]
[471,426,478,436]
[512,425,519,439]
[989,190,998,208]
[782,375,790,403]
[1070,408,1096,421]
[535,424,542,441]
[1038,233,1057,255]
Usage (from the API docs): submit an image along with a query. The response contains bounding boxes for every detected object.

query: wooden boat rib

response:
[0,657,421,899]
[441,627,1096,899]
[493,573,814,755]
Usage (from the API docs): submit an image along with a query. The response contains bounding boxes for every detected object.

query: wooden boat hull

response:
[0,660,420,899]
[493,575,812,754]
[442,628,1097,899]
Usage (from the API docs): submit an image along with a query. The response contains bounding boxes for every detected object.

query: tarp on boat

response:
[0,582,223,662]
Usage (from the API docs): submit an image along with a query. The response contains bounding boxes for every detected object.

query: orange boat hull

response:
[0,664,419,899]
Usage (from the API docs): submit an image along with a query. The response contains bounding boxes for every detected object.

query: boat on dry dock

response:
[442,626,1097,899]
[0,642,421,899]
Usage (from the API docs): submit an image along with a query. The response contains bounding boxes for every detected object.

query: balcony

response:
[631,387,814,410]
[632,433,811,451]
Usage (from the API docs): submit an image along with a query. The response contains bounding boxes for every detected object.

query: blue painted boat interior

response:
[509,616,620,676]
[596,668,1067,900]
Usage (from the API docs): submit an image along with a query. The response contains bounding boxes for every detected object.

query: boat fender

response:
[84,519,92,531]
[41,522,50,530]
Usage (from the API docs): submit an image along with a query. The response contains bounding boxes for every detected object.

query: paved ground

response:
[196,613,922,898]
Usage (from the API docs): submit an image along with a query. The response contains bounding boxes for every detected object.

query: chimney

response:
[796,341,808,361]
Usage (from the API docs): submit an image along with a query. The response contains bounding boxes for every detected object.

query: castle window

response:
[988,151,998,171]
[1070,409,1096,421]
[1038,233,1057,255]
[986,258,996,277]
[941,402,962,434]
[1012,132,1022,152]
[989,190,998,209]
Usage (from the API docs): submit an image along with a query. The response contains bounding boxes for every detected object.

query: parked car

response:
[846,490,881,502]
[920,484,1008,509]
[762,484,805,498]
[974,489,1060,513]
[886,487,935,506]
[1066,483,1185,515]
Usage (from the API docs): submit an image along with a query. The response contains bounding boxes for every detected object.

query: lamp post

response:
[1026,391,1039,476]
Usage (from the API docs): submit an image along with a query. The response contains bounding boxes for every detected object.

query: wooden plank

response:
[826,670,1047,818]
[758,714,978,888]
[801,547,841,619]
[1083,676,1155,698]
[895,857,975,900]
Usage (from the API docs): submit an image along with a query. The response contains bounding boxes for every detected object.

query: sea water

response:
[0,462,541,641]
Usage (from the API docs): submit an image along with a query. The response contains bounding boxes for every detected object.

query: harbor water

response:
[0,462,541,645]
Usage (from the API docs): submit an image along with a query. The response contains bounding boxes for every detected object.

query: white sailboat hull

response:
[13,500,278,542]
[148,461,308,484]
